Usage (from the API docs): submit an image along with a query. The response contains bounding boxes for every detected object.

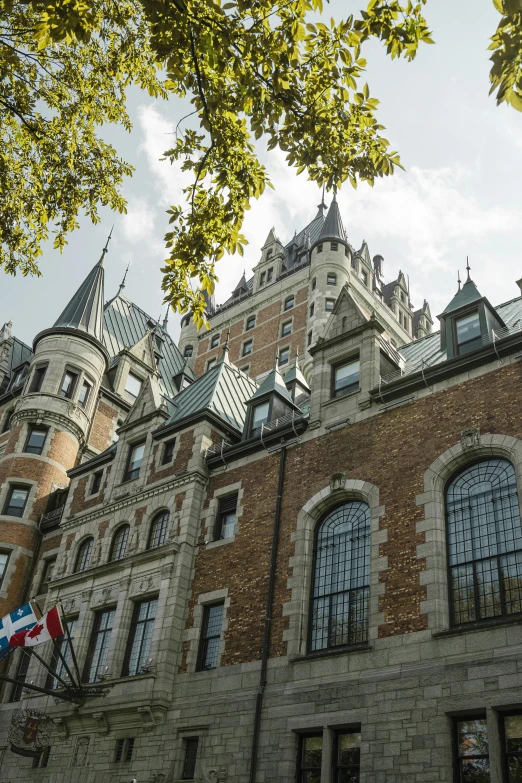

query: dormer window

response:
[332,358,360,398]
[251,401,270,434]
[456,312,481,355]
[124,373,142,402]
[267,268,273,283]
[260,271,266,286]
[267,249,273,259]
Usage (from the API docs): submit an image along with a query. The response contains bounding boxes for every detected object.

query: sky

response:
[1,0,521,348]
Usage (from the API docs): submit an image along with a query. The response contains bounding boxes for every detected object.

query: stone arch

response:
[415,432,522,633]
[283,477,385,658]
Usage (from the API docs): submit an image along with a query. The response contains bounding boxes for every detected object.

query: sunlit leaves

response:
[489,1,522,112]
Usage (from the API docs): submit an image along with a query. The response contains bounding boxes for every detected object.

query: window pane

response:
[252,402,270,430]
[125,598,157,676]
[506,716,522,753]
[303,735,322,766]
[128,442,145,477]
[182,738,199,780]
[84,609,115,683]
[508,758,522,782]
[460,759,490,782]
[149,512,169,548]
[60,371,77,398]
[279,348,290,365]
[0,552,9,586]
[198,604,224,670]
[111,526,129,561]
[334,361,360,396]
[457,312,481,346]
[78,381,91,407]
[458,720,489,757]
[25,428,46,455]
[125,374,142,400]
[338,732,361,765]
[6,487,29,517]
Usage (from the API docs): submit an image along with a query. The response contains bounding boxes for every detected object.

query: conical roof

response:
[53,252,105,343]
[318,194,346,242]
[442,278,482,315]
[249,364,298,408]
[284,355,310,391]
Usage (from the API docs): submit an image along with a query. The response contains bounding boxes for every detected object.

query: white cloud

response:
[121,197,156,244]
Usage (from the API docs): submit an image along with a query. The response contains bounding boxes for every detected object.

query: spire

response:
[53,242,106,343]
[162,306,169,331]
[317,192,346,242]
[443,274,482,314]
[316,185,327,218]
[466,256,471,281]
[457,270,461,291]
[118,262,130,296]
[219,327,231,364]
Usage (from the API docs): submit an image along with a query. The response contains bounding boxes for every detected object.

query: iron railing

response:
[205,410,305,461]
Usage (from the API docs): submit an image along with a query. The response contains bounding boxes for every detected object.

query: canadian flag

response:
[9,606,63,649]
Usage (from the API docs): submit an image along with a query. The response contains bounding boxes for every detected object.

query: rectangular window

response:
[0,551,10,589]
[90,470,103,495]
[312,278,316,290]
[210,334,220,349]
[182,738,199,780]
[29,365,47,393]
[334,730,361,782]
[327,272,337,285]
[307,330,312,346]
[456,311,482,354]
[215,493,238,540]
[502,713,522,782]
[47,616,77,689]
[453,718,490,782]
[362,271,368,286]
[317,244,323,254]
[24,426,47,455]
[78,380,92,408]
[351,257,356,269]
[281,321,292,337]
[124,373,142,401]
[310,303,315,318]
[197,603,224,671]
[267,267,273,282]
[124,441,145,482]
[59,370,78,399]
[32,745,51,769]
[297,734,322,783]
[114,738,135,763]
[10,650,30,702]
[242,340,253,357]
[333,359,360,398]
[325,299,335,312]
[84,608,115,683]
[251,401,270,433]
[162,438,176,465]
[241,366,250,377]
[207,357,217,371]
[122,598,157,676]
[3,486,29,518]
[279,347,290,366]
[331,242,338,251]
[246,315,256,331]
[284,296,295,311]
[2,409,13,433]
[260,271,266,286]
[38,557,56,595]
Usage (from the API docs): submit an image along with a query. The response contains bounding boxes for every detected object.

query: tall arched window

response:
[446,458,522,626]
[109,525,130,562]
[309,501,370,652]
[147,511,169,550]
[75,537,94,573]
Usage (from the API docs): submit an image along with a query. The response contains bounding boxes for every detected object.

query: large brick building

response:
[0,196,521,783]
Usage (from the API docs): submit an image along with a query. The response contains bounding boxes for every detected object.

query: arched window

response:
[446,458,522,626]
[75,537,94,573]
[147,511,169,549]
[109,525,130,562]
[309,501,370,652]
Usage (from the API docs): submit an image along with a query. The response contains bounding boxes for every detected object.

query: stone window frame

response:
[415,433,522,634]
[210,333,220,350]
[0,478,36,522]
[283,295,295,312]
[72,534,96,574]
[283,478,385,659]
[58,363,82,401]
[34,544,60,600]
[278,345,291,367]
[281,318,293,338]
[154,436,180,471]
[174,726,209,783]
[202,482,244,549]
[245,314,256,332]
[0,543,20,599]
[146,507,172,550]
[1,406,14,433]
[184,588,230,673]
[241,337,254,358]
[22,421,50,458]
[85,467,105,501]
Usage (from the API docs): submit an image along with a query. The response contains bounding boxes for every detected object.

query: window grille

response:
[453,718,490,782]
[47,617,77,689]
[122,598,157,676]
[215,494,238,540]
[310,501,370,652]
[109,525,130,561]
[197,603,224,670]
[182,738,199,779]
[75,537,93,573]
[334,731,361,782]
[114,738,134,763]
[148,511,169,549]
[83,608,115,683]
[297,734,322,783]
[501,713,522,781]
[446,458,522,626]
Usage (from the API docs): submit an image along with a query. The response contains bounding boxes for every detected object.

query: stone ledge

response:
[290,644,372,664]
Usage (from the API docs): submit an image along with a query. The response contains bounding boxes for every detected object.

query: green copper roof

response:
[54,253,105,342]
[442,278,482,314]
[249,365,298,408]
[284,360,310,391]
[317,194,346,242]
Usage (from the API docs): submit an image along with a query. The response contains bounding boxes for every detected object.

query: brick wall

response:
[88,399,119,452]
[69,465,111,515]
[146,430,196,485]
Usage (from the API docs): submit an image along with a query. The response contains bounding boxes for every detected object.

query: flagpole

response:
[58,603,82,686]
[0,672,76,703]
[26,645,70,691]
[31,600,78,689]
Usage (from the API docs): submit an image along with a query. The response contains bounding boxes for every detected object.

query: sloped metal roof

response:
[318,195,346,242]
[442,278,483,315]
[54,255,105,342]
[8,336,33,371]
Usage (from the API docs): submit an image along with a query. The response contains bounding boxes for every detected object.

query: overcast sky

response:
[1,0,521,348]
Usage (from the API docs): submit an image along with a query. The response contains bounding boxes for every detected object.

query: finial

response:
[466,256,471,281]
[222,326,231,356]
[162,306,169,330]
[457,270,461,291]
[118,262,130,295]
[295,346,300,367]
[98,225,114,267]
[274,347,280,369]
[317,184,327,213]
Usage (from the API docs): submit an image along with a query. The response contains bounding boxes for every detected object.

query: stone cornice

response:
[12,399,85,446]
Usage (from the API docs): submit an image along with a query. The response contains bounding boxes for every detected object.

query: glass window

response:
[125,441,145,481]
[351,257,356,270]
[331,242,338,251]
[210,334,220,349]
[29,365,47,393]
[4,486,29,518]
[10,650,30,702]
[182,738,199,780]
[207,357,217,371]
[162,438,176,465]
[47,616,77,689]
[267,249,273,259]
[122,598,157,676]
[215,494,238,540]
[24,426,47,455]
[310,303,315,318]
[333,359,360,398]
[310,501,370,651]
[60,370,78,399]
[284,296,295,311]
[184,345,193,358]
[453,718,490,783]
[243,340,253,357]
[75,537,93,573]
[317,244,323,254]
[38,557,56,595]
[11,367,26,388]
[281,321,292,337]
[325,299,335,312]
[125,373,142,401]
[109,525,130,561]
[251,401,270,433]
[246,315,256,331]
[148,511,169,549]
[197,603,224,671]
[446,458,522,626]
[32,745,51,769]
[114,738,134,763]
[90,470,103,495]
[241,366,250,377]
[260,271,266,286]
[78,380,92,408]
[312,278,316,290]
[334,731,361,782]
[327,272,337,285]
[83,608,115,683]
[267,267,273,282]
[297,734,322,783]
[279,347,290,366]
[362,271,368,286]
[308,331,312,346]
[0,551,10,589]
[456,312,482,354]
[502,714,522,782]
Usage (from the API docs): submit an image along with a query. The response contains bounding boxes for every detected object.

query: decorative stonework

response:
[72,735,90,767]
[460,427,481,450]
[330,472,346,492]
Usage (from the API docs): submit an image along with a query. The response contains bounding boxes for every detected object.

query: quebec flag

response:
[0,603,37,661]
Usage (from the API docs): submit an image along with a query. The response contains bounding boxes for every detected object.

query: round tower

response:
[0,247,109,618]
[178,313,200,374]
[303,194,352,382]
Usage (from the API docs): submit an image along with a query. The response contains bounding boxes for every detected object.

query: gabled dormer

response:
[284,353,311,407]
[254,228,285,290]
[438,273,506,359]
[243,358,301,438]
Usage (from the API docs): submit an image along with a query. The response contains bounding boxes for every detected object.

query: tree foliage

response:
[0,1,520,327]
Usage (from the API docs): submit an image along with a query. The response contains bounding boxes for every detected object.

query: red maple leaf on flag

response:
[27,623,43,639]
